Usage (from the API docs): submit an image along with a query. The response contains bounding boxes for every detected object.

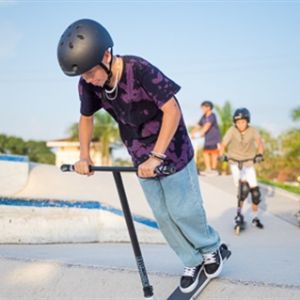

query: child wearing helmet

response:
[57,19,227,292]
[219,108,265,229]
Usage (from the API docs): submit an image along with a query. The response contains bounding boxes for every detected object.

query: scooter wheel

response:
[235,225,240,235]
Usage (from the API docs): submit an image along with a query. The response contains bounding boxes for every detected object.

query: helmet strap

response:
[100,48,113,88]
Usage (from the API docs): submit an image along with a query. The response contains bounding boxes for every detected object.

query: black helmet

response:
[57,19,114,76]
[233,108,250,123]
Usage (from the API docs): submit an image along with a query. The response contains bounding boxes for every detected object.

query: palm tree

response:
[215,101,233,137]
[93,111,120,165]
[67,111,120,165]
[67,123,79,141]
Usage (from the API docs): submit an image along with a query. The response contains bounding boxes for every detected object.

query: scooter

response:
[223,157,256,235]
[61,164,174,300]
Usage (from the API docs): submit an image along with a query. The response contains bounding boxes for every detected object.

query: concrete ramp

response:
[0,162,299,246]
[0,155,29,196]
[0,163,163,244]
[15,163,154,218]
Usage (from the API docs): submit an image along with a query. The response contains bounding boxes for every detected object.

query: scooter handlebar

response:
[60,164,176,176]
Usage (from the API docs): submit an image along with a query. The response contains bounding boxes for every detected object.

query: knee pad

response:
[250,186,261,205]
[239,181,250,201]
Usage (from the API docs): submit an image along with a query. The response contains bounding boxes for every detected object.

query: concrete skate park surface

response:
[0,162,300,299]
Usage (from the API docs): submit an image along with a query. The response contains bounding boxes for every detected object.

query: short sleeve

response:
[198,116,204,126]
[205,113,216,125]
[252,127,261,140]
[78,78,102,116]
[198,113,216,126]
[222,126,234,145]
[140,60,181,108]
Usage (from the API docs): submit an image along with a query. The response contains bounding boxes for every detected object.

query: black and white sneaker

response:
[203,247,223,279]
[252,217,264,229]
[179,264,203,293]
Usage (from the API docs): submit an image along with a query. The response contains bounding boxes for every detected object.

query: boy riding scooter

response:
[219,108,265,233]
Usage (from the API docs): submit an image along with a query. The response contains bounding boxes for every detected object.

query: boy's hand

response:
[254,154,264,163]
[138,157,162,178]
[74,158,94,176]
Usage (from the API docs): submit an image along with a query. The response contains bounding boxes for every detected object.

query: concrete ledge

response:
[0,163,164,244]
[0,204,164,244]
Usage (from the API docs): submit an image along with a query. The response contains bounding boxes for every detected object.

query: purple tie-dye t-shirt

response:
[78,55,194,172]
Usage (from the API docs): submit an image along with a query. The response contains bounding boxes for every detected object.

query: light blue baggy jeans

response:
[139,159,220,267]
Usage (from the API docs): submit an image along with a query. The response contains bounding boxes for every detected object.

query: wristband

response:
[149,151,167,161]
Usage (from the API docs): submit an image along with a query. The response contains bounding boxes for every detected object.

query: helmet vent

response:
[77,34,84,40]
[69,42,74,49]
[72,65,78,72]
[60,42,64,46]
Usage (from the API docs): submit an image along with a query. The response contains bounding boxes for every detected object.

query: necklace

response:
[104,57,121,101]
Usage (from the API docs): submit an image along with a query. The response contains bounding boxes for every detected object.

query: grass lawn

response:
[258,178,300,196]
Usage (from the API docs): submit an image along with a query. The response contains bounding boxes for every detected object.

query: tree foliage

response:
[67,111,120,164]
[291,106,300,121]
[94,111,120,164]
[0,134,55,164]
[215,101,233,137]
[213,102,300,183]
[256,107,300,182]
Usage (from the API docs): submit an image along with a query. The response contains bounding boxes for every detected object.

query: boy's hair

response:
[201,100,214,109]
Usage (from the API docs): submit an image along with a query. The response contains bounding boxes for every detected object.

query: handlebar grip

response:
[60,164,176,176]
[60,164,75,172]
[155,165,176,175]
